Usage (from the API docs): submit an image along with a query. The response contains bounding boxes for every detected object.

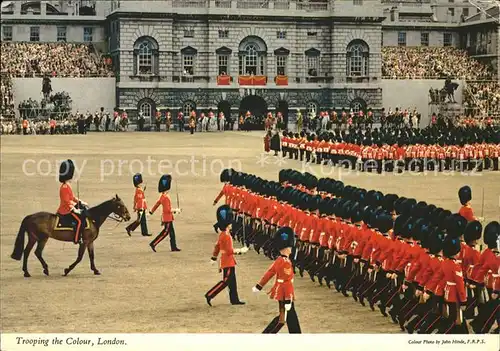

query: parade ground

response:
[1,131,499,333]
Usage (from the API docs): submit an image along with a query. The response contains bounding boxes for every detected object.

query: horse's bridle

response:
[108,213,125,229]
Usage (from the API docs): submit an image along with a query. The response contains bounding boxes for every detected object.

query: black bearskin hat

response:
[133,173,143,187]
[216,205,233,231]
[382,194,399,213]
[350,203,363,223]
[274,227,295,251]
[458,186,472,206]
[428,228,446,255]
[443,237,461,258]
[464,220,482,244]
[158,174,172,192]
[59,159,75,183]
[446,214,467,239]
[377,213,394,234]
[483,221,499,249]
[220,169,234,183]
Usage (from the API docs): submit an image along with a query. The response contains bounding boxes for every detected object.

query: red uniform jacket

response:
[257,255,295,301]
[133,187,147,211]
[214,183,232,205]
[442,258,467,303]
[57,183,78,215]
[212,231,237,269]
[458,205,475,222]
[425,255,445,296]
[469,249,499,289]
[151,193,174,223]
[461,244,480,280]
[415,252,434,288]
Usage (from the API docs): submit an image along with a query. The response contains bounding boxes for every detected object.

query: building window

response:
[448,8,454,17]
[183,55,194,75]
[137,41,153,75]
[277,31,287,39]
[351,101,363,113]
[2,26,12,41]
[238,38,267,76]
[57,26,67,42]
[397,32,406,46]
[307,32,317,37]
[462,8,469,17]
[133,37,159,76]
[276,56,287,76]
[353,0,363,5]
[448,0,454,2]
[30,26,40,42]
[139,101,152,120]
[182,101,196,117]
[218,30,229,38]
[218,54,229,75]
[306,101,318,118]
[84,27,93,42]
[443,33,452,47]
[184,29,194,38]
[421,32,429,46]
[346,40,369,77]
[306,56,319,76]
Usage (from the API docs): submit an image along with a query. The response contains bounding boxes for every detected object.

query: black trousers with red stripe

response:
[150,221,178,250]
[205,266,240,304]
[263,301,301,334]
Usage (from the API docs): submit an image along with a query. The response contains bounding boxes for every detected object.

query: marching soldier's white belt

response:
[277,279,293,283]
[446,281,456,286]
[492,274,499,277]
[306,147,312,151]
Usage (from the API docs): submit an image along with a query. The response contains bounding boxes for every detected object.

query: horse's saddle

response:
[54,214,90,231]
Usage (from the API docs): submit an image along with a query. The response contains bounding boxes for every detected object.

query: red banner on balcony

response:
[217,75,230,85]
[275,75,288,86]
[238,75,253,85]
[253,75,267,85]
[238,75,267,86]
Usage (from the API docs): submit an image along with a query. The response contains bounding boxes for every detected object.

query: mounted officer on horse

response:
[11,159,131,278]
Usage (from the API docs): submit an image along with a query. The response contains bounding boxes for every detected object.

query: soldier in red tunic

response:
[470,221,499,333]
[149,175,181,252]
[458,185,478,222]
[252,226,301,333]
[438,237,468,333]
[125,173,150,236]
[205,205,248,306]
[57,159,88,244]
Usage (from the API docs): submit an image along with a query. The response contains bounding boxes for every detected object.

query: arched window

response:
[350,99,366,113]
[245,44,258,74]
[346,40,369,77]
[182,101,196,117]
[139,101,152,119]
[306,101,318,118]
[133,36,159,76]
[238,36,267,76]
[138,41,153,74]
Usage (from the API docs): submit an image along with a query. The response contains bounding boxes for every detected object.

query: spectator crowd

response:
[382,47,492,80]
[382,47,499,118]
[0,42,113,121]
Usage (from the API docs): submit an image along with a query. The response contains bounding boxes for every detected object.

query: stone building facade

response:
[108,0,385,125]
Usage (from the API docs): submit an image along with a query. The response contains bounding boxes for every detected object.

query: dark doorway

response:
[239,95,268,120]
[276,100,289,129]
[218,100,231,130]
[218,100,231,121]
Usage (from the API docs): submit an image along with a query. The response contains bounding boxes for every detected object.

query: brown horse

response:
[11,195,131,278]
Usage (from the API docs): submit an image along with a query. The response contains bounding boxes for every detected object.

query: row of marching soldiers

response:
[280,132,500,173]
[213,168,499,334]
